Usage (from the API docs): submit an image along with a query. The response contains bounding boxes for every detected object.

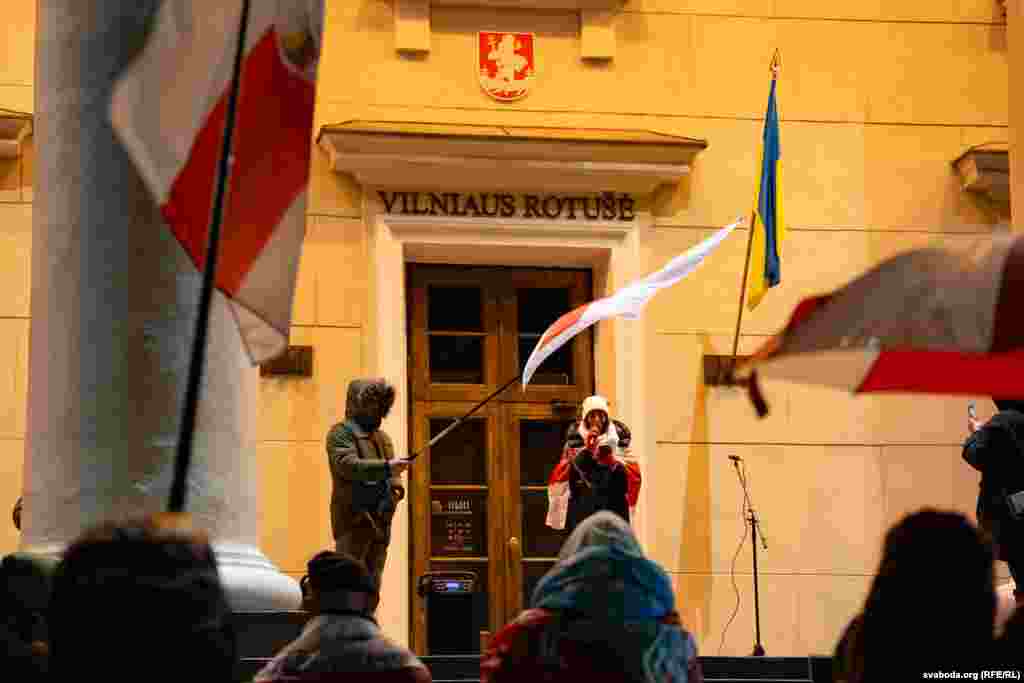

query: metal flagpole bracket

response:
[702,354,750,387]
[703,355,770,417]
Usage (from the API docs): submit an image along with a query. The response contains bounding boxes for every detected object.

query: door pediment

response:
[317,120,707,195]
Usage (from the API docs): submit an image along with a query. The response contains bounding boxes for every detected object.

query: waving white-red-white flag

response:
[110,0,323,364]
[737,232,1024,415]
[521,218,743,386]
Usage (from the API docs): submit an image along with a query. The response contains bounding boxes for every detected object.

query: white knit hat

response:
[581,395,610,421]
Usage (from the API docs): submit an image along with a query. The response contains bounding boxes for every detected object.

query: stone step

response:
[237,653,832,682]
[231,613,832,683]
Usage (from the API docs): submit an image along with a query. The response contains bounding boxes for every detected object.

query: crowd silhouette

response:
[8,404,1024,683]
[5,504,1021,681]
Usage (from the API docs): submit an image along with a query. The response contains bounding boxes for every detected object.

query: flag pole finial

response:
[769,49,780,78]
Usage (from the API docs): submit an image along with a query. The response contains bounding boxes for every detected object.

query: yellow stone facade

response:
[1,0,1019,656]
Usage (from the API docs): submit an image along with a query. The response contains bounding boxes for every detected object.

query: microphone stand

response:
[731,457,767,657]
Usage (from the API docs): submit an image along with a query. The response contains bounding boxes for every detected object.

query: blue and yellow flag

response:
[746,76,785,311]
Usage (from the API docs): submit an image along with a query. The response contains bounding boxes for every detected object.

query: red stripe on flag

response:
[162,28,315,295]
[624,461,641,507]
[748,294,832,363]
[548,459,572,485]
[788,294,832,329]
[539,303,588,349]
[856,348,1024,396]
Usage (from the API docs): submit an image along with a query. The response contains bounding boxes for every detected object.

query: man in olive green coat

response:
[326,378,409,589]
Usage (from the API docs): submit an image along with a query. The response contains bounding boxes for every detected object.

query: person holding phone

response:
[326,378,410,590]
[963,398,1024,607]
[545,395,641,536]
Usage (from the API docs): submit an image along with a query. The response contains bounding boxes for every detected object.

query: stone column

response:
[22,0,299,610]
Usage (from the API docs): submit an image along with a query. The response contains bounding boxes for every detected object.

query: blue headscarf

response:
[530,512,696,683]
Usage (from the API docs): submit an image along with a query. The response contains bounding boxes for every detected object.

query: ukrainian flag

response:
[746,76,785,311]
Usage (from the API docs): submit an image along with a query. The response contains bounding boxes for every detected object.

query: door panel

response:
[497,269,593,405]
[407,264,592,655]
[500,403,576,618]
[409,268,502,404]
[410,401,502,654]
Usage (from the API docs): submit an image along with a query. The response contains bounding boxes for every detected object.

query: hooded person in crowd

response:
[256,551,431,683]
[546,395,641,535]
[963,398,1024,607]
[482,511,702,683]
[326,378,409,589]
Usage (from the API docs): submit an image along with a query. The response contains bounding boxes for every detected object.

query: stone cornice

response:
[317,120,707,195]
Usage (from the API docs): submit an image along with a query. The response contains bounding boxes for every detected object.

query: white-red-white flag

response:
[521,217,743,386]
[739,232,1024,411]
[110,0,324,364]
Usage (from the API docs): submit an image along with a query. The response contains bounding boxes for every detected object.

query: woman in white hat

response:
[546,395,640,535]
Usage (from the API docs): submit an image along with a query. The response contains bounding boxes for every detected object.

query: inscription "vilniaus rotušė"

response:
[377,191,636,221]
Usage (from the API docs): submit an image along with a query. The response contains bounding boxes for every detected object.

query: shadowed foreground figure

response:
[256,551,431,683]
[832,509,995,683]
[48,517,237,681]
[1,552,55,680]
[482,511,702,683]
[994,596,1024,668]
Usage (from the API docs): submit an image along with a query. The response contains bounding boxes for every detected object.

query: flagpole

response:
[726,50,780,380]
[726,211,757,375]
[408,375,520,462]
[168,0,253,513]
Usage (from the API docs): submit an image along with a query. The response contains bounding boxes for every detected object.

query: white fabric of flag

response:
[522,217,743,386]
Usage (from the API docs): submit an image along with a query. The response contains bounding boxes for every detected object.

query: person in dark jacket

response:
[546,395,641,536]
[326,378,409,589]
[963,398,1024,607]
[256,551,432,683]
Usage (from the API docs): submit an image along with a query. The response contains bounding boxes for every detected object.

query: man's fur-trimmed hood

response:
[344,378,396,423]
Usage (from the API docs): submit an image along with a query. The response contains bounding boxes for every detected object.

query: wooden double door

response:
[406,264,595,654]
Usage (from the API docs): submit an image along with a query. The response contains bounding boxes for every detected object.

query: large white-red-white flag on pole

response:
[110,0,323,364]
[521,217,743,386]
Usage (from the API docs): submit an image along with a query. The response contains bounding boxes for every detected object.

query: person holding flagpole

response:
[326,378,411,590]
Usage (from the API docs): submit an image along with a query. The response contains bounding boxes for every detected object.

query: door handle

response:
[507,536,521,564]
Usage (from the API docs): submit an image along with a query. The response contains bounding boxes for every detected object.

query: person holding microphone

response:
[545,395,640,536]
